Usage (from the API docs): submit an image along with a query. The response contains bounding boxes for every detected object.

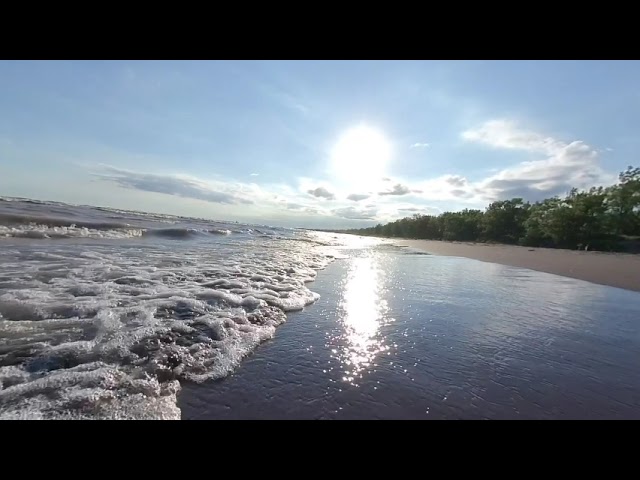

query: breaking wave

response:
[0,213,338,418]
[0,224,145,240]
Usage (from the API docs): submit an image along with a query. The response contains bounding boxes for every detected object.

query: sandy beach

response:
[395,239,640,293]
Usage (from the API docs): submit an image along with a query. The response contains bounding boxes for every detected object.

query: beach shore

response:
[393,239,640,293]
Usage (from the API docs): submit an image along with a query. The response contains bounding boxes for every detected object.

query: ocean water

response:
[2,197,640,419]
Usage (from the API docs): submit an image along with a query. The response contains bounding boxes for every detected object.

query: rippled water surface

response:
[181,245,640,420]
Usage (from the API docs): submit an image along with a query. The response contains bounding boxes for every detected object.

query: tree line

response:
[339,166,640,252]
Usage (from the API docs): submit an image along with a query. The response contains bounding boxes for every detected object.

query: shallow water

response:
[181,245,640,420]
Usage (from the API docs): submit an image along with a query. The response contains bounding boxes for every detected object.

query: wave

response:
[0,224,145,240]
[0,224,236,241]
[0,213,133,230]
[142,228,201,239]
[0,231,341,419]
[142,228,233,239]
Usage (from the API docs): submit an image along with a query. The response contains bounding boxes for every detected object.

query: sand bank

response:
[395,239,640,293]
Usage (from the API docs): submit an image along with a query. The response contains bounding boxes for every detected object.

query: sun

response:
[330,125,392,187]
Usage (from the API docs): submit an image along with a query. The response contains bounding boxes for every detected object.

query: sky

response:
[1,60,639,229]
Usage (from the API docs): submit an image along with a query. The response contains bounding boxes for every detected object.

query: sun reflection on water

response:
[333,254,390,385]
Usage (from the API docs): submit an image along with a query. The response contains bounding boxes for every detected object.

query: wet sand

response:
[395,239,640,293]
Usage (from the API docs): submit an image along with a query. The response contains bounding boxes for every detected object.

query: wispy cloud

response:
[462,119,563,155]
[256,80,311,116]
[307,186,335,200]
[409,142,430,149]
[250,173,259,176]
[93,165,253,205]
[379,183,411,196]
[347,193,370,202]
[285,202,306,210]
[408,175,481,203]
[332,206,378,220]
[277,92,310,115]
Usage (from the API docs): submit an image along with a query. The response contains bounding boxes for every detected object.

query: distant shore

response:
[390,239,640,293]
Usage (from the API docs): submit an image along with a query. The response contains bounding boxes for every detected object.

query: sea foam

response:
[0,198,343,419]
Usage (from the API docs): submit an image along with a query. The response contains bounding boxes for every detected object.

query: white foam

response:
[0,229,342,419]
[0,224,145,239]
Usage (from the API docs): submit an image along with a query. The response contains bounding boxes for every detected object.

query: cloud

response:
[382,177,391,182]
[307,187,335,200]
[347,193,370,202]
[398,207,421,212]
[285,203,306,210]
[379,183,411,196]
[93,165,253,205]
[275,91,310,115]
[405,176,484,204]
[462,119,563,155]
[445,175,467,187]
[410,142,430,149]
[450,189,474,198]
[250,173,259,176]
[254,81,311,117]
[463,120,616,201]
[332,206,378,220]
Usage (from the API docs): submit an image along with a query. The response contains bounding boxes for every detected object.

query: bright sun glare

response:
[330,125,392,187]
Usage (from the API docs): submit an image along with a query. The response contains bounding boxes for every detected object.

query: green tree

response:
[439,210,483,241]
[522,198,558,247]
[482,198,530,244]
[568,187,614,249]
[606,166,640,236]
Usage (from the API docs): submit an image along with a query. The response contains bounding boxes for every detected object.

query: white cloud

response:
[462,119,563,155]
[250,173,259,176]
[409,175,482,204]
[462,119,616,201]
[410,142,430,149]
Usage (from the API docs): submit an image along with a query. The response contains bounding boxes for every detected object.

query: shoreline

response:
[388,238,640,293]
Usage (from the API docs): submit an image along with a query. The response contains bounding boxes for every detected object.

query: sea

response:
[2,196,640,420]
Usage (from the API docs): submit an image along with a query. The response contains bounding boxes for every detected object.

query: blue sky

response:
[1,60,639,228]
